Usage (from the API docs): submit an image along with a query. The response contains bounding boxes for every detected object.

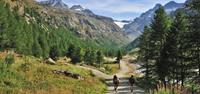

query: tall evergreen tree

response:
[116,50,122,63]
[187,0,200,84]
[89,51,96,65]
[66,44,75,58]
[169,9,190,87]
[139,26,156,89]
[150,6,171,86]
[32,38,42,57]
[116,50,122,68]
[38,32,49,58]
[84,49,96,65]
[71,47,83,64]
[96,50,103,67]
[84,49,91,65]
[49,46,59,61]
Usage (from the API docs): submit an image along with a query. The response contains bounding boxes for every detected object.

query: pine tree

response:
[139,26,156,89]
[150,6,171,86]
[116,50,122,68]
[31,24,43,57]
[168,9,190,87]
[32,35,42,58]
[96,50,103,68]
[38,32,49,58]
[49,46,59,61]
[84,49,91,65]
[71,47,83,64]
[66,44,75,58]
[116,50,122,63]
[84,50,97,66]
[187,0,200,84]
[89,50,96,65]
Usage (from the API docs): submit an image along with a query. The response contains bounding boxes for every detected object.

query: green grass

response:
[154,89,171,94]
[154,88,180,94]
[0,54,106,94]
[103,64,119,75]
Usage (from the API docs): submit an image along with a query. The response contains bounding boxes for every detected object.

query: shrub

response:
[0,60,9,78]
[19,63,32,72]
[5,54,15,65]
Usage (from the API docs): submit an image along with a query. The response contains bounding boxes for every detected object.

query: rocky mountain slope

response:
[40,0,69,9]
[70,5,94,16]
[3,0,130,49]
[37,0,130,46]
[123,1,184,40]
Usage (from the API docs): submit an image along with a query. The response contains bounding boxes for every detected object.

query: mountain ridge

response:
[123,1,184,40]
[40,0,69,9]
[36,0,131,45]
[70,5,95,16]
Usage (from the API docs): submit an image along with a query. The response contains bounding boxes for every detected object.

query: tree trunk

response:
[118,60,120,69]
[197,47,200,76]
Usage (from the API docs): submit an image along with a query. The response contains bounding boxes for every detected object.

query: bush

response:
[5,54,15,65]
[0,61,9,78]
[18,63,32,72]
[186,83,200,94]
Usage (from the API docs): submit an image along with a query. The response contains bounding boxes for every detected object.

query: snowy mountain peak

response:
[40,0,68,9]
[70,5,85,11]
[70,5,94,15]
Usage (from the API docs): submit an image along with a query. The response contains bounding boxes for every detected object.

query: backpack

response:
[129,77,135,85]
[113,78,119,85]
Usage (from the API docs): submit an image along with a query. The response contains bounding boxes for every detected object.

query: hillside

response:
[0,51,106,94]
[0,0,129,58]
[36,0,130,46]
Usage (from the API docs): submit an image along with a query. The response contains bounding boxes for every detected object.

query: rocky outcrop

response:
[70,5,94,16]
[52,70,84,80]
[45,58,56,65]
[40,0,68,9]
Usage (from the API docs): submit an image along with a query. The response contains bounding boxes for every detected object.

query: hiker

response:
[129,75,135,92]
[113,75,119,92]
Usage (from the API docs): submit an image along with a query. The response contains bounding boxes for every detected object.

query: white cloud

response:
[64,0,186,14]
[100,3,151,13]
[64,0,153,14]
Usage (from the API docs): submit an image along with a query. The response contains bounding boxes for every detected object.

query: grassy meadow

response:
[0,52,106,94]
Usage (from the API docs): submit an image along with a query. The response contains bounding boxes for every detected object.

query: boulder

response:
[52,70,84,80]
[45,58,56,65]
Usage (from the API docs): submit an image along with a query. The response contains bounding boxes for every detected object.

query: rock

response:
[45,58,56,65]
[100,67,106,71]
[52,70,84,80]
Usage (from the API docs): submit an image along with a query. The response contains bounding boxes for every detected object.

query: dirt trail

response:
[78,58,145,94]
[105,61,144,94]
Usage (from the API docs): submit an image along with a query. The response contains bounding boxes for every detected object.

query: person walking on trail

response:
[113,75,119,92]
[129,75,135,92]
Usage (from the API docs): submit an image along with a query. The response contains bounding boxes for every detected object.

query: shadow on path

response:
[105,77,145,94]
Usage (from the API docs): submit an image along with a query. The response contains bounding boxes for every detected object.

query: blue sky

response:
[37,0,186,20]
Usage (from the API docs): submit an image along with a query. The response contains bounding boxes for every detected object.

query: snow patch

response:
[114,21,130,28]
[75,8,82,11]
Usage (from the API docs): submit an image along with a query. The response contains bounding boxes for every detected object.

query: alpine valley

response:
[0,0,188,54]
[37,0,131,47]
[0,0,199,94]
